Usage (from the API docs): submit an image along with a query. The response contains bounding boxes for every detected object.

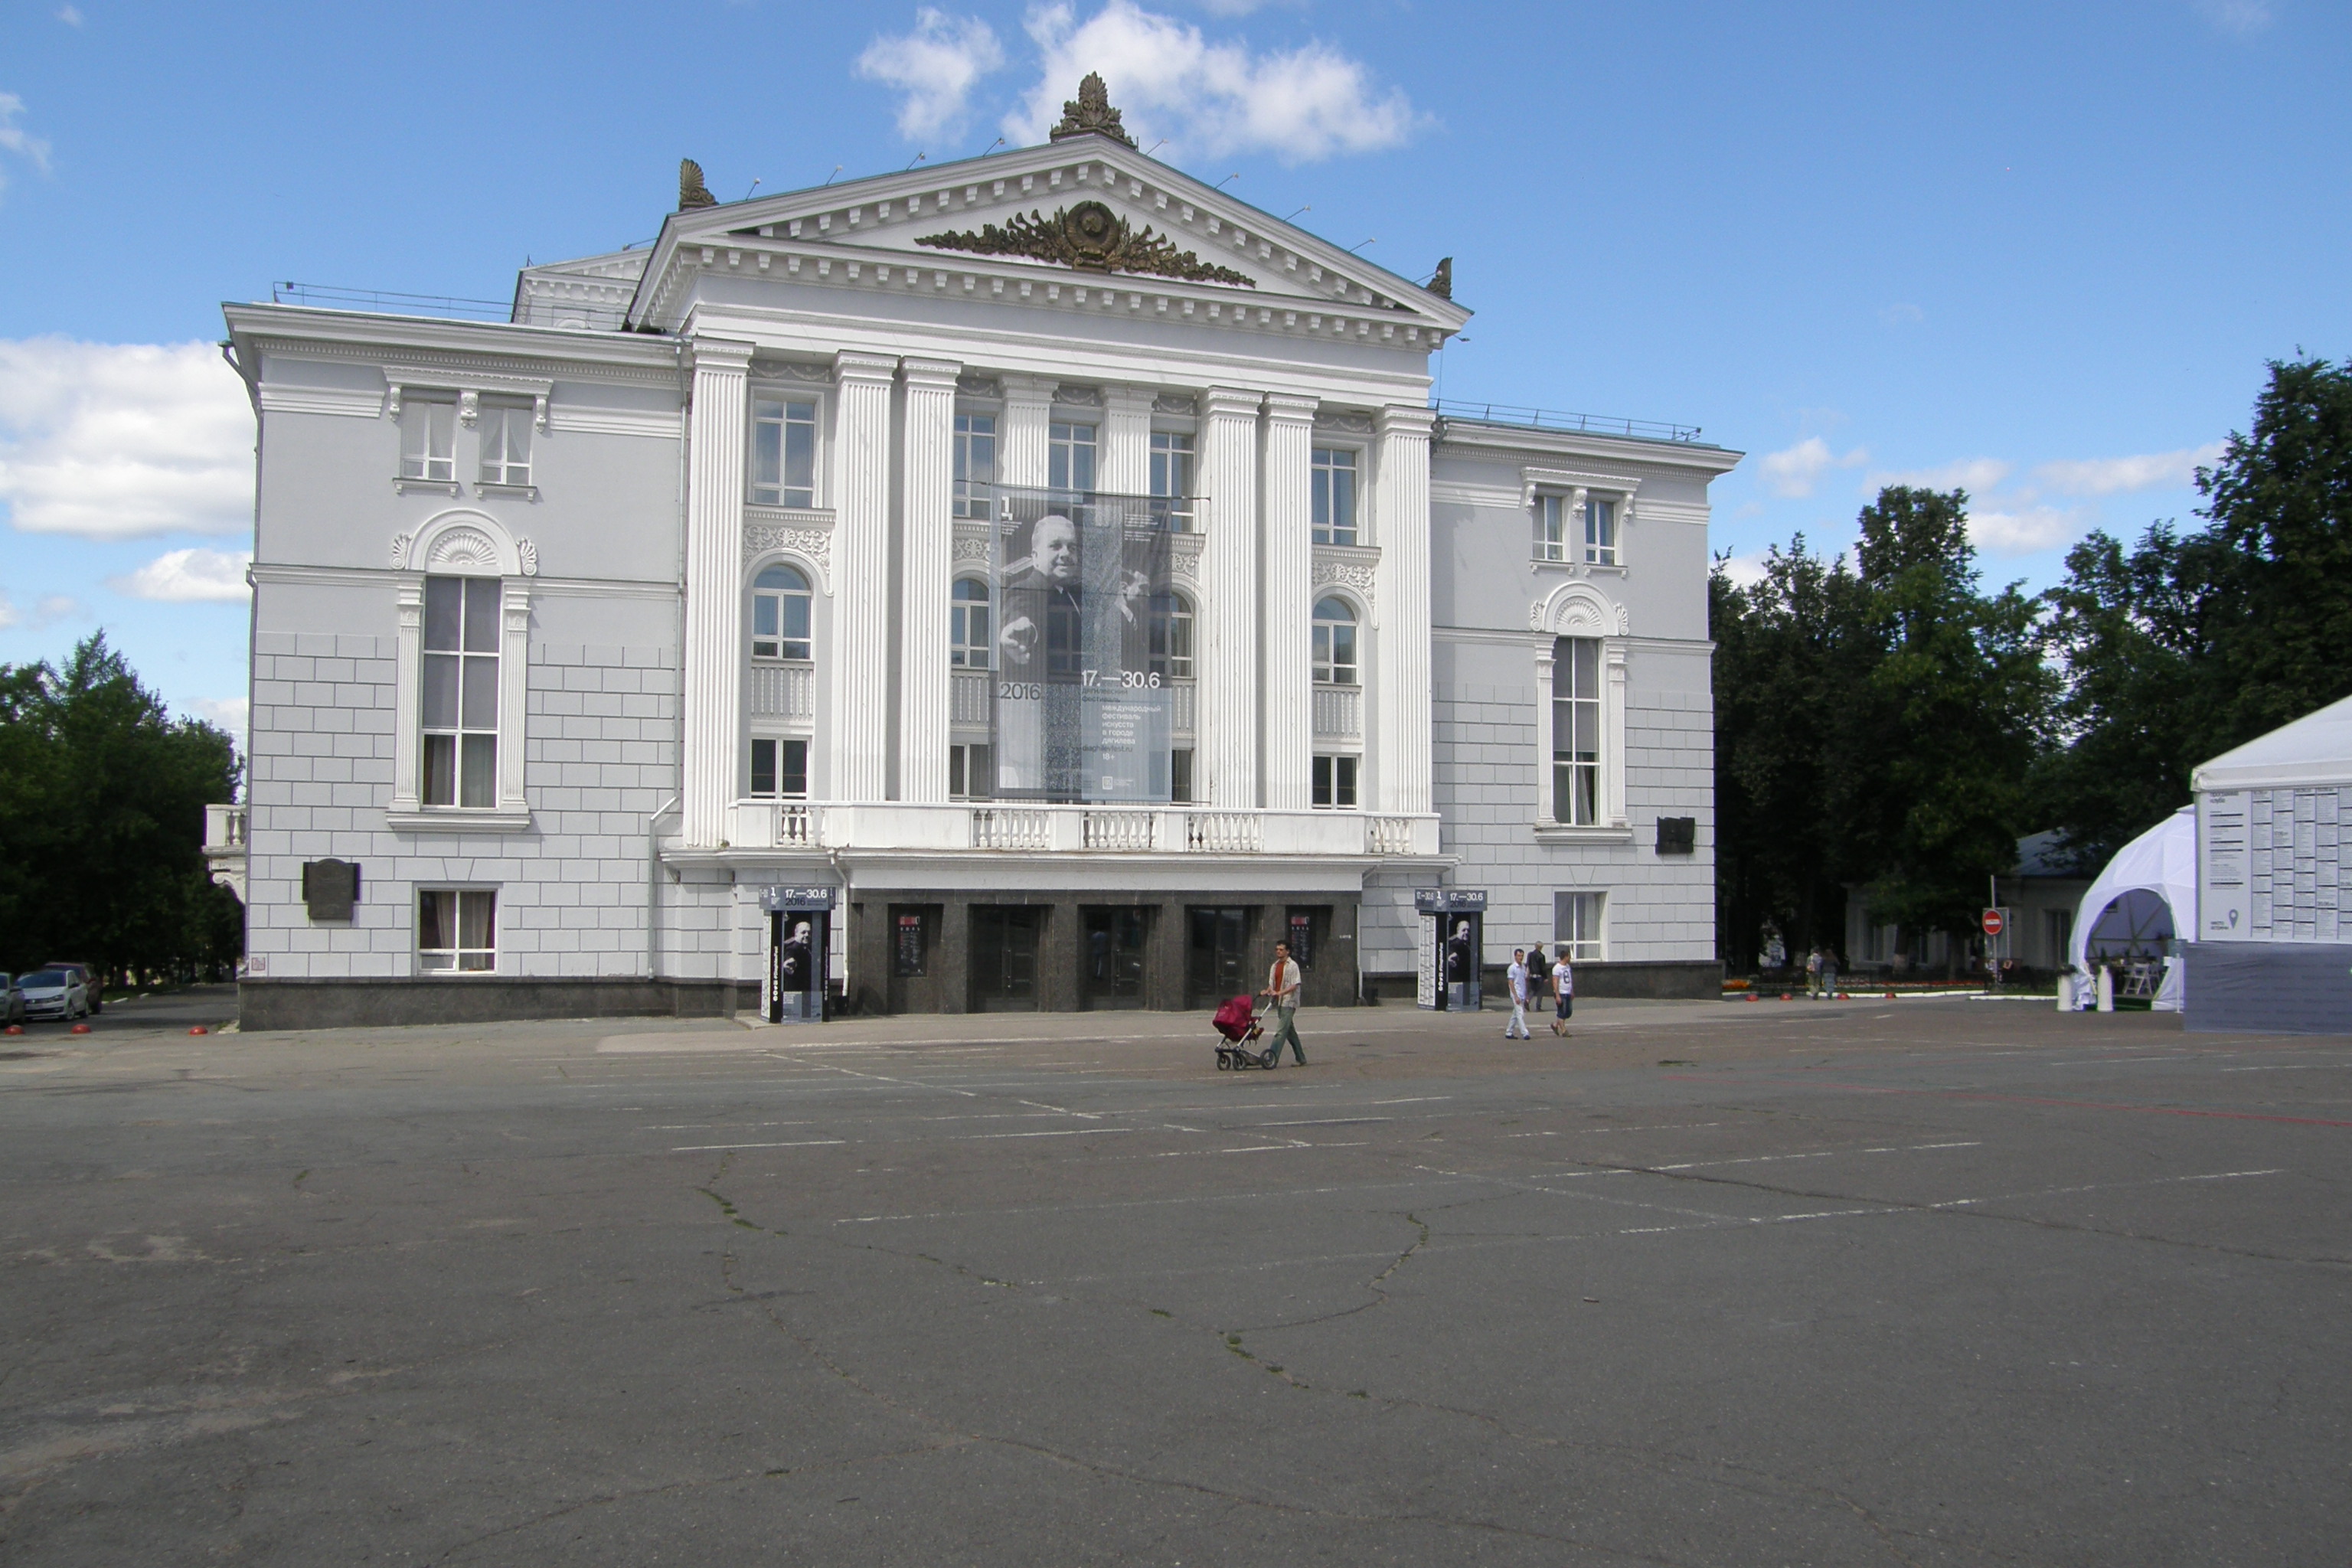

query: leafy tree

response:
[0,634,242,985]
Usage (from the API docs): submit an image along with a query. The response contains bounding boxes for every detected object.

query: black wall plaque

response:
[302,859,360,921]
[1656,817,1697,854]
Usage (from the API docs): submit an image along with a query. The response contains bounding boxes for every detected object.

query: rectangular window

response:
[1048,421,1097,492]
[954,413,997,520]
[949,743,992,801]
[1150,430,1195,529]
[1553,891,1606,962]
[951,579,991,668]
[1312,448,1358,546]
[751,397,818,508]
[1584,496,1619,566]
[1552,635,1602,825]
[418,888,496,972]
[1171,747,1194,805]
[1151,594,1194,681]
[1312,754,1359,810]
[751,570,813,662]
[1534,495,1570,562]
[750,737,809,799]
[478,401,533,487]
[399,396,456,482]
[421,576,501,808]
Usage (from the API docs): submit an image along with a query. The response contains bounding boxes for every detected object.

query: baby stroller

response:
[1212,994,1272,1070]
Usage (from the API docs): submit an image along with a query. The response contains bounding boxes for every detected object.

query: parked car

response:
[45,962,100,1013]
[18,969,90,1022]
[0,975,23,1027]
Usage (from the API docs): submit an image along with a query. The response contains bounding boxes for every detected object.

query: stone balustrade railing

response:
[720,800,1439,858]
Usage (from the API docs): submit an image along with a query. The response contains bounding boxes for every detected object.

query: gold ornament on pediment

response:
[915,200,1256,288]
[1050,73,1137,148]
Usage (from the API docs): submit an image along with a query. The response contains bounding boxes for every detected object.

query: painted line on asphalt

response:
[1661,1075,2352,1129]
[670,1138,847,1152]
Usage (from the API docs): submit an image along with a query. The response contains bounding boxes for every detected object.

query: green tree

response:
[0,634,242,984]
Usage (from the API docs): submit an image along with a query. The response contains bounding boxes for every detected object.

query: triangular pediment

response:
[626,135,1468,341]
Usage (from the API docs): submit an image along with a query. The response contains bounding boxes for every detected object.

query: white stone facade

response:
[217,113,1738,1026]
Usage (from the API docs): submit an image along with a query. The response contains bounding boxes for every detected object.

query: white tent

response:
[2069,806,2198,1011]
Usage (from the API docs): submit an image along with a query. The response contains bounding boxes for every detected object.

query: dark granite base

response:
[239,977,762,1032]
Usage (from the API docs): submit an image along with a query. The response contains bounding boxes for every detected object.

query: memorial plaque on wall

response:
[302,859,360,922]
[991,488,1172,802]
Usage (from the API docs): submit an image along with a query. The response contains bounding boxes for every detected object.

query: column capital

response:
[1375,403,1437,439]
[1001,373,1055,411]
[1103,384,1158,415]
[901,356,962,391]
[1262,391,1320,425]
[835,350,898,386]
[688,335,756,376]
[1200,385,1261,421]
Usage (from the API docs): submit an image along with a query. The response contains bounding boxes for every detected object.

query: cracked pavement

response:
[0,994,2346,1563]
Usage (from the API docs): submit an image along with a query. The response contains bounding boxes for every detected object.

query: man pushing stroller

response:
[1258,941,1306,1067]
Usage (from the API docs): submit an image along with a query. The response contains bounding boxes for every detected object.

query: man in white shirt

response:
[1259,940,1305,1066]
[1550,951,1574,1037]
[1504,949,1533,1039]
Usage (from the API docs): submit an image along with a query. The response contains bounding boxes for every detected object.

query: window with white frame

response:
[1552,635,1602,825]
[1312,754,1359,810]
[750,397,818,508]
[1534,494,1570,562]
[1554,891,1606,962]
[1584,495,1619,566]
[1151,430,1195,529]
[951,577,991,668]
[750,737,809,799]
[1151,590,1194,681]
[1312,447,1359,546]
[1048,421,1097,492]
[751,564,813,661]
[419,888,496,972]
[954,413,996,520]
[1170,747,1194,804]
[420,576,501,808]
[399,395,456,482]
[1312,597,1357,685]
[477,400,533,487]
[949,743,991,801]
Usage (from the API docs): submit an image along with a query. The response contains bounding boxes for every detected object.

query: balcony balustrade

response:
[717,799,1439,858]
[1312,685,1361,740]
[747,662,815,720]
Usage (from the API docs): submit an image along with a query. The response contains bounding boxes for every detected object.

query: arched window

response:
[751,564,812,661]
[1312,596,1357,685]
[951,577,991,668]
[1151,590,1194,681]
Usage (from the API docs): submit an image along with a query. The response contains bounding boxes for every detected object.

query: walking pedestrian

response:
[1504,949,1533,1038]
[1821,947,1839,1000]
[1804,945,1822,999]
[1259,940,1306,1066]
[1549,948,1574,1036]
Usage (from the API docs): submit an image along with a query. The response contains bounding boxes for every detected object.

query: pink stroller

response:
[1212,994,1271,1070]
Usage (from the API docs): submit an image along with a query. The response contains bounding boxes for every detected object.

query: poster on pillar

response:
[991,488,1172,802]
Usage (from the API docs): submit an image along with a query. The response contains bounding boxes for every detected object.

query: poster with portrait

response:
[991,488,1173,802]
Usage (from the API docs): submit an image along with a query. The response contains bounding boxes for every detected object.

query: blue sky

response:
[2,0,2346,749]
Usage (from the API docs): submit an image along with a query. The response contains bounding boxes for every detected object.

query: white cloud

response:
[858,9,1007,141]
[1864,457,2012,496]
[0,592,88,631]
[0,92,54,198]
[1879,302,1923,325]
[188,696,248,748]
[1008,1,1423,162]
[2196,0,2272,34]
[1715,552,1770,588]
[57,5,83,24]
[1757,436,1867,499]
[2033,443,2223,497]
[1968,505,2086,557]
[0,338,254,539]
[111,546,253,603]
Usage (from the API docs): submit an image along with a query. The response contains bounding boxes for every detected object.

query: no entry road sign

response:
[1981,908,2006,938]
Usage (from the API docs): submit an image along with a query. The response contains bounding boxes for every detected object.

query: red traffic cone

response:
[70,1022,92,1034]
[188,1025,208,1036]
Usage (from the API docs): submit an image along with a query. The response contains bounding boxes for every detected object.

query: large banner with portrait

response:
[991,488,1173,802]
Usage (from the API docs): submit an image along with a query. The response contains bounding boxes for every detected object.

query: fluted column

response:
[681,335,753,847]
[1102,385,1153,496]
[1260,393,1318,812]
[831,351,897,802]
[898,357,960,804]
[1001,375,1051,489]
[1374,404,1435,815]
[1197,387,1261,808]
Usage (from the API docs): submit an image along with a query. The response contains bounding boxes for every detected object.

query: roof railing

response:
[1430,397,1703,444]
[270,282,514,322]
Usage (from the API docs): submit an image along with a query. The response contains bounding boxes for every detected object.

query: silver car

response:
[18,969,90,1022]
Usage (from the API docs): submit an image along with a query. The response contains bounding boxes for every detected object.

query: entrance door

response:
[1187,906,1252,1010]
[1083,908,1148,1009]
[970,906,1044,1011]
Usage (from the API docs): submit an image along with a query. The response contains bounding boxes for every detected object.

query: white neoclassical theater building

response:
[212,78,1740,1028]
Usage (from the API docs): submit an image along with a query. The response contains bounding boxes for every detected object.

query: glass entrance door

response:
[1083,908,1148,1009]
[970,906,1044,1011]
[1187,906,1251,1010]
